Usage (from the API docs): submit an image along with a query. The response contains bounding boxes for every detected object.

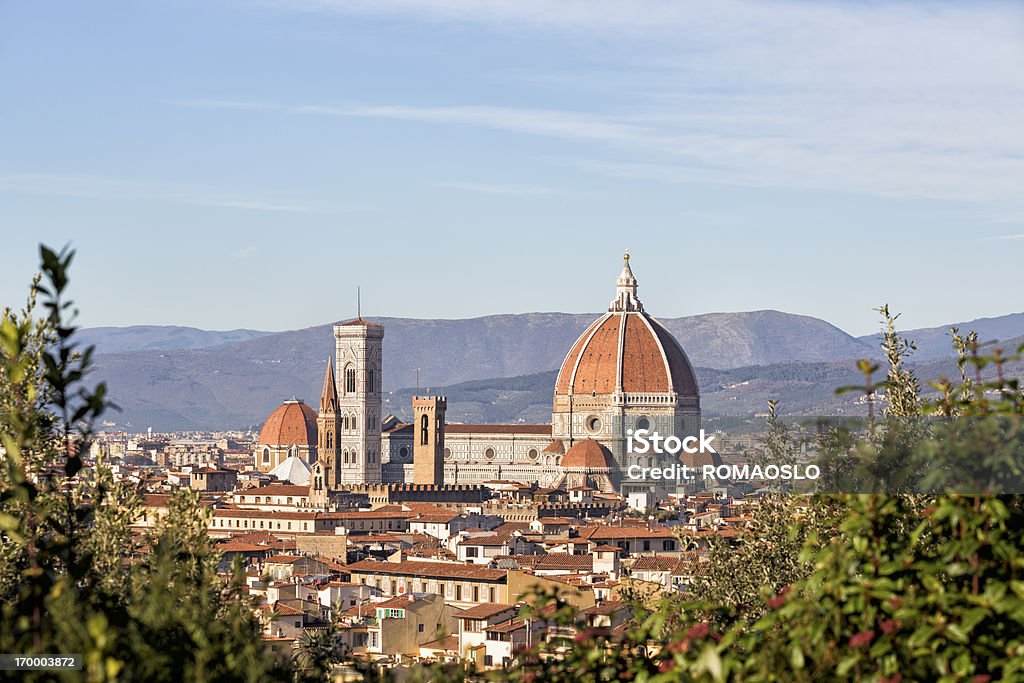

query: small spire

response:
[610,250,643,312]
[357,286,361,321]
[320,358,338,413]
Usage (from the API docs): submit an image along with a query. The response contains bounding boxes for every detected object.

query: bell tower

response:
[334,317,384,484]
[413,395,446,486]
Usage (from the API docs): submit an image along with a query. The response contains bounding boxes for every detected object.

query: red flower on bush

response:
[888,597,903,609]
[687,622,710,640]
[850,630,875,648]
[971,675,992,683]
[880,619,900,634]
[667,638,688,654]
[766,585,791,609]
[659,660,676,673]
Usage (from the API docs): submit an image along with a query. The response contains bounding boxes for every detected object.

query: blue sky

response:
[1,0,1022,336]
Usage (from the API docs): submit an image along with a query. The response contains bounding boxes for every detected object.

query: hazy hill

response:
[86,311,1024,431]
[89,310,871,430]
[858,312,1024,360]
[77,326,272,352]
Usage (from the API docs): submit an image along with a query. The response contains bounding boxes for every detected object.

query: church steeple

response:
[319,358,338,414]
[609,250,643,313]
[317,357,341,488]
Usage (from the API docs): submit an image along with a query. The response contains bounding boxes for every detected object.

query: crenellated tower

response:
[412,395,446,486]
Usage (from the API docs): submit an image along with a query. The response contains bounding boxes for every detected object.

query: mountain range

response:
[85,311,1024,431]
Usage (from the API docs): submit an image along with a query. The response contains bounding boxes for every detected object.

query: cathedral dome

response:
[554,253,699,398]
[258,399,318,447]
[561,440,617,469]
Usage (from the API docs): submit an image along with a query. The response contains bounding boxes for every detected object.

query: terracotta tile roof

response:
[410,513,460,524]
[456,603,518,619]
[217,541,271,553]
[374,595,417,609]
[228,532,292,546]
[649,317,700,395]
[264,554,303,564]
[554,310,699,397]
[555,316,606,394]
[581,600,629,616]
[496,554,593,572]
[486,618,527,634]
[346,559,506,582]
[258,400,318,447]
[341,603,377,618]
[264,603,304,616]
[570,314,620,394]
[561,440,616,469]
[576,526,677,541]
[629,555,707,576]
[541,439,565,454]
[537,517,576,525]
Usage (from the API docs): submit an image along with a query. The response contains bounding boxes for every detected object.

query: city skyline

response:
[3,1,1023,336]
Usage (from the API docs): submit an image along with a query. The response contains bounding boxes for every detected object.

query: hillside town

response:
[92,427,763,671]
[77,255,820,671]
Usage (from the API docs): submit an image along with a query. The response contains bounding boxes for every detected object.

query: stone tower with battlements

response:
[412,395,446,486]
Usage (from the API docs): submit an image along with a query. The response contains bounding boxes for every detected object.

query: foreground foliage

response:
[0,246,284,682]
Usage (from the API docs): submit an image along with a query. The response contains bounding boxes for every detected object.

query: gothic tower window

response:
[420,414,429,445]
[345,366,356,394]
[368,369,375,394]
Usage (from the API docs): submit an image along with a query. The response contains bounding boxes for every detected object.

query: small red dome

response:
[258,399,318,447]
[561,440,617,469]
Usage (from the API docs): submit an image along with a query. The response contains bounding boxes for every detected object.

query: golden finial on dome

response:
[624,249,630,263]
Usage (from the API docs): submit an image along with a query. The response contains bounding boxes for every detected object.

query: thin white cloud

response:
[0,172,332,214]
[433,181,556,195]
[185,1,1024,204]
[992,234,1024,241]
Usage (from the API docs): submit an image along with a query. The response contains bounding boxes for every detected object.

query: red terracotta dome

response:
[258,399,318,446]
[554,254,698,398]
[561,440,617,469]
